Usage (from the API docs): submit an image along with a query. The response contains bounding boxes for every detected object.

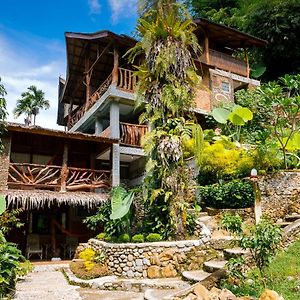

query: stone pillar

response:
[112,144,120,187]
[110,101,120,139]
[110,101,120,187]
[95,117,103,135]
[0,137,11,191]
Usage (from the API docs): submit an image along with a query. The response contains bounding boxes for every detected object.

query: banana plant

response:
[0,195,5,216]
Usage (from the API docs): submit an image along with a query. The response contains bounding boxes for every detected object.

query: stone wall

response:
[258,171,300,220]
[0,137,11,191]
[80,237,218,279]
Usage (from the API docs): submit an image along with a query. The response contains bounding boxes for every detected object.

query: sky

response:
[0,0,138,129]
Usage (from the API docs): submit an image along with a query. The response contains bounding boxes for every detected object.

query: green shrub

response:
[118,233,130,243]
[198,180,254,209]
[221,214,243,235]
[186,212,196,236]
[146,233,162,242]
[132,234,145,243]
[96,232,106,240]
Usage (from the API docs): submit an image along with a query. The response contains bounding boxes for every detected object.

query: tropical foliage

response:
[127,0,203,239]
[186,0,300,80]
[14,85,50,125]
[0,77,8,152]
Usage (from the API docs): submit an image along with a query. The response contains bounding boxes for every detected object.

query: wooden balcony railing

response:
[200,49,248,77]
[67,68,137,130]
[117,68,137,92]
[120,122,148,147]
[8,163,110,191]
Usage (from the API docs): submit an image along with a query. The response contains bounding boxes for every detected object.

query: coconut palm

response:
[14,86,50,125]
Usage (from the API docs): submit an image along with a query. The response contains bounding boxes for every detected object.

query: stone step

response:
[276,221,292,228]
[144,289,178,300]
[197,215,212,223]
[186,209,208,218]
[182,270,211,282]
[223,248,248,260]
[285,214,300,222]
[203,260,227,273]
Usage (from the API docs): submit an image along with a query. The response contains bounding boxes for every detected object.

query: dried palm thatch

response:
[5,189,109,210]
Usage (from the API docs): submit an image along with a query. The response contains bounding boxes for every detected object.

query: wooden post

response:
[112,47,119,86]
[51,215,56,257]
[85,48,91,112]
[204,35,210,65]
[60,143,69,192]
[245,49,250,78]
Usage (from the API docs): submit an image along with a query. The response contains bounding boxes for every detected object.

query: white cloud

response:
[0,33,65,130]
[108,0,137,23]
[88,0,101,15]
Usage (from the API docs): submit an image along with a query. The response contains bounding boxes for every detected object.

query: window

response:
[221,81,230,93]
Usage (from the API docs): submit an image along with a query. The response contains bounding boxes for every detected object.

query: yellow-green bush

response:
[198,141,254,184]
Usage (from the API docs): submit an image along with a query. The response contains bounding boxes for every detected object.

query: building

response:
[0,18,266,259]
[57,17,266,187]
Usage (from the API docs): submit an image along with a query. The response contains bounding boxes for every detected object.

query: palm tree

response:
[14,86,50,125]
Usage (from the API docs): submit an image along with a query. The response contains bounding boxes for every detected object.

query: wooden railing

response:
[117,68,137,92]
[120,122,148,147]
[67,68,137,130]
[200,49,248,77]
[8,163,110,191]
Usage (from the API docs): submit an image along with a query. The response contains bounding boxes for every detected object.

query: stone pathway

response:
[14,269,81,300]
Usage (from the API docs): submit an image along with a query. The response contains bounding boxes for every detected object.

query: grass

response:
[222,239,300,299]
[265,239,300,300]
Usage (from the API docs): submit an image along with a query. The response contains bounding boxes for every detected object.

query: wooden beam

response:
[204,35,210,65]
[245,49,250,78]
[60,143,69,192]
[112,47,119,86]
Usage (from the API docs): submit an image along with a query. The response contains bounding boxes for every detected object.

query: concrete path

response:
[14,269,81,300]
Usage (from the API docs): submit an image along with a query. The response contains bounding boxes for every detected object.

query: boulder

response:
[219,289,238,300]
[193,283,211,300]
[159,249,176,261]
[161,264,177,278]
[183,293,198,300]
[147,266,161,278]
[259,289,285,300]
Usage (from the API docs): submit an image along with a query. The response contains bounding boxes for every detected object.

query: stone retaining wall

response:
[258,171,300,220]
[79,237,214,279]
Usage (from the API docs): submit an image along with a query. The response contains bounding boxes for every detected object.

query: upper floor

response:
[57,18,266,144]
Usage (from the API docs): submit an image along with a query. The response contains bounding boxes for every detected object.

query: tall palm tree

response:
[14,86,50,125]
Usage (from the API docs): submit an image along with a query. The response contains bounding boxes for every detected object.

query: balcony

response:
[200,49,249,77]
[120,122,148,147]
[67,68,137,130]
[8,163,111,192]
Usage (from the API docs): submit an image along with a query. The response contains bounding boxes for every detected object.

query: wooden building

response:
[57,18,266,187]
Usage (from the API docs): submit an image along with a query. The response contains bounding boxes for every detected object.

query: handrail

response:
[120,122,148,147]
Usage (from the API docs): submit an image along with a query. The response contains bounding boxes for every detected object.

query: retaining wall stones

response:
[258,171,300,220]
[78,238,214,279]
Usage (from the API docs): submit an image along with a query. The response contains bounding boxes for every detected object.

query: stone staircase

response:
[144,244,248,300]
[276,213,300,228]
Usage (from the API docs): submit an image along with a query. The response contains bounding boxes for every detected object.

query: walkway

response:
[14,264,143,300]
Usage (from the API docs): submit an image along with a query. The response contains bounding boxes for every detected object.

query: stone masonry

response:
[79,238,212,279]
[0,136,11,191]
[258,171,300,220]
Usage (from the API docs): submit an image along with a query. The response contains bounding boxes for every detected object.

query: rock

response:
[259,289,285,300]
[126,270,135,278]
[150,253,161,266]
[183,293,197,300]
[127,254,134,261]
[219,289,238,300]
[161,264,177,278]
[136,259,143,266]
[147,266,161,278]
[193,283,211,300]
[159,249,175,261]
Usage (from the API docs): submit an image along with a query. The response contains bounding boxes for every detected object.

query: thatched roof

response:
[5,189,109,210]
[6,122,118,144]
